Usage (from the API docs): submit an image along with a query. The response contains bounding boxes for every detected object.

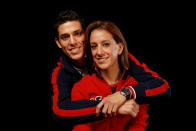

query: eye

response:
[90,44,97,49]
[60,34,69,40]
[74,30,83,36]
[103,42,110,47]
[75,32,81,36]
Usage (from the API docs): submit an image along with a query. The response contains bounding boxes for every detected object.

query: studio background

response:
[45,5,176,130]
[7,2,180,130]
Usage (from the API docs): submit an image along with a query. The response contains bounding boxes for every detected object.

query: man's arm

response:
[127,53,171,104]
[51,65,101,124]
[51,63,134,124]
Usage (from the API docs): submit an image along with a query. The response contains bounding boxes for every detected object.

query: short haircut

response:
[53,10,85,39]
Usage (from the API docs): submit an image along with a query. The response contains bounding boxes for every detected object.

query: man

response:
[50,10,170,130]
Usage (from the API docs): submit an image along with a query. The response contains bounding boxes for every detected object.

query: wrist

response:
[119,87,132,100]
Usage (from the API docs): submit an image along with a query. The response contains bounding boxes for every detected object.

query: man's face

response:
[56,20,85,61]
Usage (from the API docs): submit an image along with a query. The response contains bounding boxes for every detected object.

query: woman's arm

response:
[118,99,139,117]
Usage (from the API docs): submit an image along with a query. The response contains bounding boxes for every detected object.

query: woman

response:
[71,21,150,131]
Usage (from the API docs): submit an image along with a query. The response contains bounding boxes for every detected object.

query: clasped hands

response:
[96,91,139,118]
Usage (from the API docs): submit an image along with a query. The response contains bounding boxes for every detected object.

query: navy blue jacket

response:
[50,53,171,128]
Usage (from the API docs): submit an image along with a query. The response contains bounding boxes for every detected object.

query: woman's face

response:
[90,29,123,70]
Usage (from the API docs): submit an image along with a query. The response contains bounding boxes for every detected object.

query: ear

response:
[118,43,124,55]
[55,38,62,48]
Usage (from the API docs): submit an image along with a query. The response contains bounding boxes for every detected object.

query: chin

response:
[70,53,83,61]
[97,64,109,70]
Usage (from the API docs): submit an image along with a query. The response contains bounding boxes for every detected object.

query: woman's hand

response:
[96,92,126,117]
[118,99,139,117]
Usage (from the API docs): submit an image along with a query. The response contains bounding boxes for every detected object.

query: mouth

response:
[95,57,109,64]
[69,46,81,54]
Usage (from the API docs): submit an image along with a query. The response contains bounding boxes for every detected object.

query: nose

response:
[69,35,77,45]
[97,46,104,56]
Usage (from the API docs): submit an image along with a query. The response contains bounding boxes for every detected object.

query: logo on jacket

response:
[90,96,102,101]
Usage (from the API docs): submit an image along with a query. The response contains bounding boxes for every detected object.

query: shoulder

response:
[51,64,73,85]
[51,65,63,83]
[50,57,64,79]
[75,74,92,84]
[73,73,97,88]
[72,74,97,96]
[128,52,142,66]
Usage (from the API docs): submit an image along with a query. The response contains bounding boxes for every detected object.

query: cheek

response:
[78,35,85,44]
[91,50,96,58]
[62,44,69,52]
[59,42,69,54]
[59,40,68,48]
[111,45,119,56]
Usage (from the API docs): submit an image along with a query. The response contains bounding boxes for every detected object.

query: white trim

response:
[128,86,136,99]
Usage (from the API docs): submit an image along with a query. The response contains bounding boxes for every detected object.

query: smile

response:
[69,47,81,54]
[96,57,109,64]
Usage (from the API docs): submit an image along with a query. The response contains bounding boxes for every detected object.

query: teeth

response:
[70,47,80,53]
[97,57,107,62]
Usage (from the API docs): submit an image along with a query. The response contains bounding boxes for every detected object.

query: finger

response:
[112,105,117,116]
[130,109,137,117]
[132,108,138,117]
[96,100,104,117]
[132,106,140,117]
[107,104,114,117]
[102,104,109,118]
[133,103,140,114]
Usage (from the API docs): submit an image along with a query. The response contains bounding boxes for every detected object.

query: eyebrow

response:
[59,33,69,38]
[90,40,111,44]
[90,42,96,45]
[59,29,83,36]
[74,29,83,33]
[101,40,110,43]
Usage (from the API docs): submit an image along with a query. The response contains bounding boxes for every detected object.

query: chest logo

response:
[90,96,102,101]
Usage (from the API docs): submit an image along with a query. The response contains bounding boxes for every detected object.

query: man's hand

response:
[118,99,139,118]
[96,92,126,117]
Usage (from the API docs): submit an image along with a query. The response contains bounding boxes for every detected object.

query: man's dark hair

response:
[53,10,85,39]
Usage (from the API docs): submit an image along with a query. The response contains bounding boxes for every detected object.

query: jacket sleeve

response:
[50,65,100,124]
[127,53,171,104]
[72,123,92,131]
[71,77,94,131]
[126,104,149,131]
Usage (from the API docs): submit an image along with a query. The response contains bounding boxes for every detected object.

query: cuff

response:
[127,86,136,99]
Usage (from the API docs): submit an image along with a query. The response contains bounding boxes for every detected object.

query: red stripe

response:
[128,53,142,66]
[128,53,159,78]
[141,63,170,96]
[51,64,96,117]
[145,80,169,96]
[128,52,170,96]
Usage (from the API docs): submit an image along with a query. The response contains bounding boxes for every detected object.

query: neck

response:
[100,64,122,85]
[72,58,85,68]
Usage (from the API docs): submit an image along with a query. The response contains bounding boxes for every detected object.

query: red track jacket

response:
[51,53,170,126]
[72,71,150,131]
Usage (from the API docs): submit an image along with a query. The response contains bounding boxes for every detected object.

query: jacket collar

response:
[60,53,88,75]
[60,54,80,74]
[95,67,129,81]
